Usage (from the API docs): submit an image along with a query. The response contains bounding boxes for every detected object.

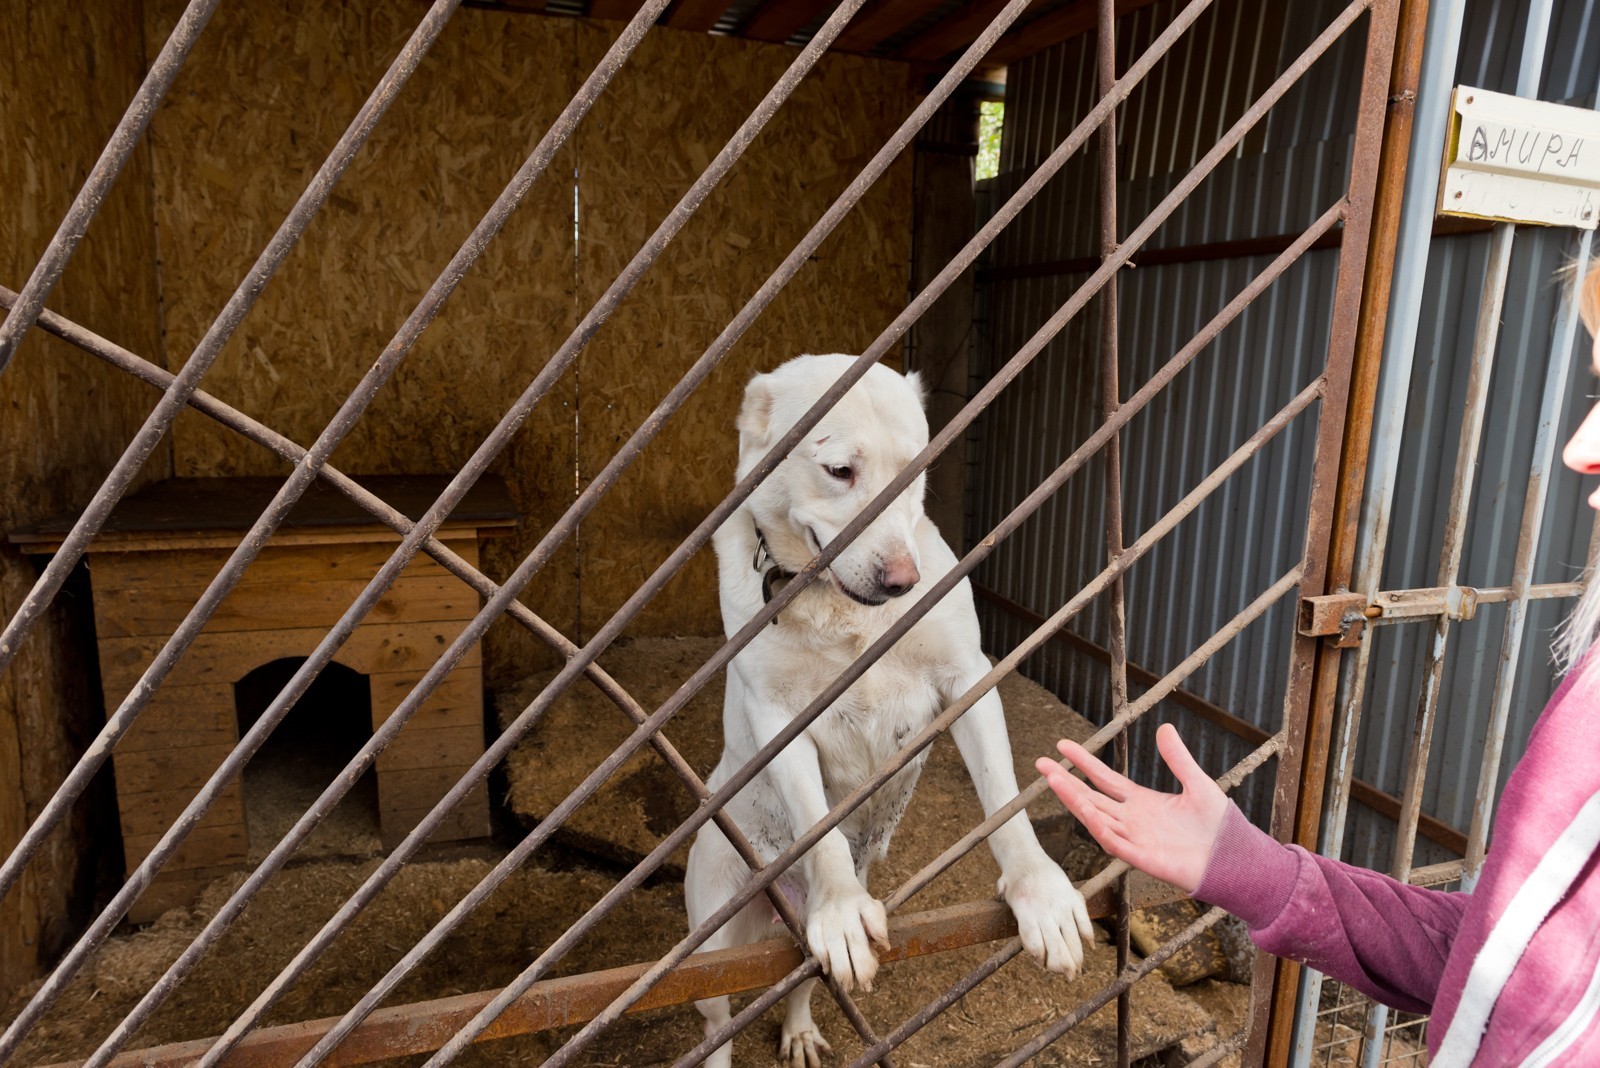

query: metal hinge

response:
[1298,585,1482,647]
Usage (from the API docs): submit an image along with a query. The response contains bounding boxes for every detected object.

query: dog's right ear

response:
[737,374,775,442]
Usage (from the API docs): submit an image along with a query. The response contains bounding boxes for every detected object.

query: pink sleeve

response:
[1193,804,1470,1014]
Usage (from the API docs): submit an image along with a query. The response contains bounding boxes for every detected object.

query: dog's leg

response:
[945,652,1093,978]
[686,822,770,1068]
[740,692,889,991]
[779,977,831,1068]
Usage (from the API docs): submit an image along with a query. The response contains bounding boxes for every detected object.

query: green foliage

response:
[976,100,1004,181]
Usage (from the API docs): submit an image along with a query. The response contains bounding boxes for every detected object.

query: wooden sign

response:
[1440,86,1600,229]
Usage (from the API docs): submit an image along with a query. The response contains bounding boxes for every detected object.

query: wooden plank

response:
[369,669,483,730]
[86,540,477,591]
[113,743,235,795]
[374,725,484,774]
[894,0,1042,62]
[100,684,237,751]
[738,0,836,42]
[832,0,944,53]
[984,0,1163,67]
[13,522,498,554]
[587,0,649,20]
[98,622,483,699]
[50,895,1181,1068]
[115,782,245,839]
[123,823,248,872]
[93,575,480,639]
[665,0,732,32]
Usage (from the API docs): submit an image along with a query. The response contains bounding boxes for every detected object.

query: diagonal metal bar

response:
[0,0,464,904]
[0,0,668,1056]
[992,907,1229,1068]
[452,379,1321,1068]
[0,0,220,376]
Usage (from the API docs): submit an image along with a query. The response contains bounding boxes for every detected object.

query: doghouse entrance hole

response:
[235,658,381,861]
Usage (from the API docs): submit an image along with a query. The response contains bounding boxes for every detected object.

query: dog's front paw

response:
[804,885,889,992]
[999,860,1093,979]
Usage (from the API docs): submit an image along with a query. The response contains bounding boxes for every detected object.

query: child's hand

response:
[1033,724,1229,894]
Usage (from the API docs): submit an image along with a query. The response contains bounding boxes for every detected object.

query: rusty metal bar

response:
[0,0,220,376]
[1249,0,1400,1058]
[38,901,1020,1068]
[0,0,462,911]
[1,0,678,1057]
[1092,2,1131,1062]
[506,385,1320,1068]
[193,3,1226,1057]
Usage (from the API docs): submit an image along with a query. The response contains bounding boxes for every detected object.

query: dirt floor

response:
[6,637,1254,1067]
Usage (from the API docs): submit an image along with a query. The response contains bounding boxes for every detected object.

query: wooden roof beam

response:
[982,0,1162,67]
[587,0,651,20]
[831,0,947,53]
[665,0,735,32]
[738,0,838,42]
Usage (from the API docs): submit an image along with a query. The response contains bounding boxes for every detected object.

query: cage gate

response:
[0,0,1407,1065]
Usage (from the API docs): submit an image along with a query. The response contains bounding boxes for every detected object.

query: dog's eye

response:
[825,465,854,482]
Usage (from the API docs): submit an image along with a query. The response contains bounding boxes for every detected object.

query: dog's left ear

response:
[737,374,775,442]
[904,369,928,408]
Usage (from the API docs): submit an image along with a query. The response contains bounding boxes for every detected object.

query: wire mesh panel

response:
[0,0,1403,1065]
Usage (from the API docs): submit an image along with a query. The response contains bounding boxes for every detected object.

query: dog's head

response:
[736,354,928,606]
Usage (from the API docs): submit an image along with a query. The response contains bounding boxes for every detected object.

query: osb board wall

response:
[141,0,581,684]
[0,2,168,985]
[573,24,914,638]
[144,2,914,671]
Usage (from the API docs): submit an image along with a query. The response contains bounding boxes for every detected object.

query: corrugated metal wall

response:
[1342,0,1600,870]
[970,0,1366,825]
[968,0,1599,858]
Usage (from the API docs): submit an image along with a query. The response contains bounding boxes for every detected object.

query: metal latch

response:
[1299,585,1481,647]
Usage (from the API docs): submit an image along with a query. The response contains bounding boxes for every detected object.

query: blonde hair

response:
[1553,265,1600,677]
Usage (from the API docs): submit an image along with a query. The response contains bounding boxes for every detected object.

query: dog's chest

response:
[790,647,942,789]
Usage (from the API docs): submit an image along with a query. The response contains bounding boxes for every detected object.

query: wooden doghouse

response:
[10,476,515,921]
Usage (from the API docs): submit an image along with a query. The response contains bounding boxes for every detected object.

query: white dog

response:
[685,355,1091,1068]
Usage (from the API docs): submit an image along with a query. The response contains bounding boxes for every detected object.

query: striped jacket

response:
[1195,658,1600,1065]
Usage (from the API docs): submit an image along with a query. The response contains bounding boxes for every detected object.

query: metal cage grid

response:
[0,0,1401,1063]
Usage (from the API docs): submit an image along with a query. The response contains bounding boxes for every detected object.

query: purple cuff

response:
[1191,802,1301,931]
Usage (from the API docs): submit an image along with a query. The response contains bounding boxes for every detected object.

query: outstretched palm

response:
[1034,724,1229,894]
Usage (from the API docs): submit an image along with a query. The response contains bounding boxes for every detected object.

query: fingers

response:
[1055,739,1132,800]
[1155,723,1213,795]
